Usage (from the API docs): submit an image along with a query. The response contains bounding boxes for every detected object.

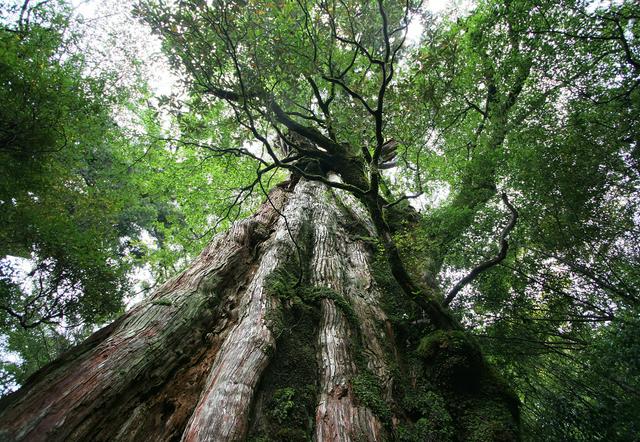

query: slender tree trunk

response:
[0,179,519,441]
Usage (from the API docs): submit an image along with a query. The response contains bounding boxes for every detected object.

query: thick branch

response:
[203,85,341,156]
[269,100,342,155]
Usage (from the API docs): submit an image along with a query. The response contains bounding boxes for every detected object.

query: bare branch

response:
[384,192,423,209]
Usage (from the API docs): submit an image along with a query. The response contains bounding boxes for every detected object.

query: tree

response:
[0,0,639,440]
[0,0,200,389]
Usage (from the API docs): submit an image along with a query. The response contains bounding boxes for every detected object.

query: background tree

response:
[0,0,148,389]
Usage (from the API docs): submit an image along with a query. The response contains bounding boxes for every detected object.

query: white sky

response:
[70,0,177,95]
[426,0,450,13]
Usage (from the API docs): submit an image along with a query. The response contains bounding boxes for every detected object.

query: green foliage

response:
[351,370,392,424]
[393,2,640,439]
[0,2,176,388]
[483,310,640,441]
[0,1,133,327]
[0,323,93,395]
[0,0,264,392]
[269,387,299,424]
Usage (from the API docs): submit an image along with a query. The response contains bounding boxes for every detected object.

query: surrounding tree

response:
[0,0,638,441]
[0,0,146,389]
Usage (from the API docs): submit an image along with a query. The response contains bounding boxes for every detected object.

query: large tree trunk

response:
[0,179,519,441]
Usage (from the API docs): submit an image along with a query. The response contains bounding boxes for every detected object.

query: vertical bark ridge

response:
[180,181,315,442]
[337,188,395,388]
[311,183,395,442]
[343,236,395,399]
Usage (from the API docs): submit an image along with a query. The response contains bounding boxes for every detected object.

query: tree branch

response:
[443,192,519,306]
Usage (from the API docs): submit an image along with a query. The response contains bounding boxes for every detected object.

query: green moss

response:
[302,286,358,326]
[372,254,405,318]
[264,267,299,301]
[271,427,309,441]
[198,274,221,294]
[269,387,297,423]
[265,267,358,327]
[261,343,275,357]
[256,234,520,441]
[397,416,455,442]
[417,330,483,390]
[266,385,318,439]
[385,328,521,442]
[353,234,379,246]
[384,200,420,232]
[264,258,400,435]
[351,370,392,423]
[483,365,521,421]
[247,277,320,441]
[460,399,520,442]
[264,307,284,337]
[371,252,427,354]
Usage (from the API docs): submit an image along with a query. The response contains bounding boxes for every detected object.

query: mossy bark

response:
[0,179,520,441]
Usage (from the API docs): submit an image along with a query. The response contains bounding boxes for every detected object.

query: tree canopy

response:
[1,0,639,440]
